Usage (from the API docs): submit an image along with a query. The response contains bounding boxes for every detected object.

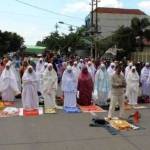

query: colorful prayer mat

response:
[19,107,43,116]
[64,107,80,113]
[105,118,140,131]
[3,101,15,107]
[80,105,106,113]
[0,107,19,118]
[133,105,148,109]
[44,108,56,114]
[0,102,5,110]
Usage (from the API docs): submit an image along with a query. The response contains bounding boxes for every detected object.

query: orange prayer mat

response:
[19,107,43,117]
[80,105,107,113]
[3,101,15,107]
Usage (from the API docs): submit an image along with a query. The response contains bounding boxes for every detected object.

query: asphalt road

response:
[0,99,150,150]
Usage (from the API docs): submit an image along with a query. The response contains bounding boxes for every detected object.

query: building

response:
[86,7,149,38]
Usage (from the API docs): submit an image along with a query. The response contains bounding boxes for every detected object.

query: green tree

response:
[131,17,150,51]
[36,26,91,54]
[0,30,24,56]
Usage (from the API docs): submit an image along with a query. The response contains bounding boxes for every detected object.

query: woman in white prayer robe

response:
[42,63,58,109]
[140,63,150,96]
[87,61,96,82]
[94,64,110,105]
[107,63,116,77]
[72,61,80,83]
[126,66,139,105]
[36,58,45,93]
[61,66,77,108]
[0,61,20,101]
[125,62,133,79]
[22,66,39,110]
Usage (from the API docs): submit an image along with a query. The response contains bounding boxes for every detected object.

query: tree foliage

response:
[98,17,150,55]
[36,26,91,54]
[0,30,24,56]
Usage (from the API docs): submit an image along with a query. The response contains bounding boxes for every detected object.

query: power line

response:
[15,0,84,21]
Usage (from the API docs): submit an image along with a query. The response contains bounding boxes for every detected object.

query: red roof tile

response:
[95,7,146,15]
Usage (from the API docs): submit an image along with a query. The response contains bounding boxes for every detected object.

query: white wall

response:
[93,12,149,38]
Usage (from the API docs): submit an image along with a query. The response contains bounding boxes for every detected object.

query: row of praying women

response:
[0,57,150,112]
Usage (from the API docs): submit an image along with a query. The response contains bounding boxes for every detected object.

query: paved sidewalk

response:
[0,101,150,150]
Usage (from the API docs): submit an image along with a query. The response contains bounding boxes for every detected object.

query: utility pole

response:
[55,23,59,33]
[91,0,94,31]
[95,0,98,33]
[90,0,100,59]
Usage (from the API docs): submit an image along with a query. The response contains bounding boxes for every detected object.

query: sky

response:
[0,0,150,45]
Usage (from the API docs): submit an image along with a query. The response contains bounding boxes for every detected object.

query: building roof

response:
[95,7,146,15]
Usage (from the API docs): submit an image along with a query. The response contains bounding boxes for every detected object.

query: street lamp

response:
[58,21,79,29]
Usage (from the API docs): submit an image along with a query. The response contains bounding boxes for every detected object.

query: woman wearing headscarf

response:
[77,67,93,106]
[0,61,20,101]
[87,61,96,82]
[126,66,140,105]
[94,64,110,106]
[125,62,133,79]
[140,63,150,97]
[19,60,29,78]
[72,61,80,82]
[107,62,116,77]
[42,63,58,112]
[36,58,45,93]
[61,66,77,108]
[22,66,39,110]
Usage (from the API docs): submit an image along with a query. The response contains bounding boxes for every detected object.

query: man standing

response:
[108,65,126,119]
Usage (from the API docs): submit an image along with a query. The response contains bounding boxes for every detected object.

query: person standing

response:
[94,64,110,106]
[140,63,150,97]
[77,67,93,106]
[107,62,116,77]
[22,66,39,110]
[125,62,133,79]
[42,64,58,111]
[0,61,20,101]
[36,58,45,93]
[61,66,77,108]
[72,61,80,82]
[78,59,84,71]
[87,61,96,82]
[108,65,126,119]
[126,66,139,105]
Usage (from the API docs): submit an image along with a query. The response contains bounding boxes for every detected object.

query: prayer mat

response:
[80,105,106,113]
[19,107,43,116]
[44,108,56,114]
[104,118,140,131]
[0,102,5,110]
[0,107,19,118]
[89,118,119,135]
[133,105,148,109]
[64,107,80,113]
[3,101,15,107]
